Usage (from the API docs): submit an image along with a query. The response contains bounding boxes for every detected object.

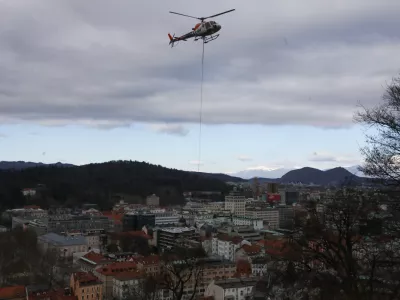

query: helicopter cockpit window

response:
[205,22,211,29]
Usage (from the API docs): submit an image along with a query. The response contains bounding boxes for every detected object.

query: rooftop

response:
[73,272,102,286]
[39,233,87,246]
[233,216,262,221]
[113,271,144,281]
[241,244,262,254]
[214,278,257,289]
[0,286,26,299]
[96,261,137,276]
[161,227,195,234]
[215,234,243,244]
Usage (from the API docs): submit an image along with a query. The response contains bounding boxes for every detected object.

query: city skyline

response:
[1,0,399,173]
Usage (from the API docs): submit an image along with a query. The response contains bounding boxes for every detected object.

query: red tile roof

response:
[102,211,124,222]
[96,261,137,276]
[241,244,262,255]
[235,259,252,277]
[0,286,26,299]
[114,270,144,281]
[23,205,40,209]
[216,234,243,244]
[82,251,106,264]
[73,272,102,285]
[138,255,159,265]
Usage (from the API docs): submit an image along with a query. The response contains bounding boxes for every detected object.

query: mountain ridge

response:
[230,165,363,179]
[0,161,367,186]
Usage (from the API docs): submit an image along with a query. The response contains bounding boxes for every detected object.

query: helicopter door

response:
[205,22,211,30]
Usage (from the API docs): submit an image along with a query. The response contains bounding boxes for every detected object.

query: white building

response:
[245,207,280,229]
[232,216,263,230]
[22,188,36,196]
[205,278,257,300]
[150,209,180,225]
[146,194,160,206]
[112,273,142,300]
[251,258,268,277]
[211,235,250,261]
[225,191,246,216]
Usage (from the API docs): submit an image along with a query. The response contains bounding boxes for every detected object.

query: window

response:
[205,22,211,29]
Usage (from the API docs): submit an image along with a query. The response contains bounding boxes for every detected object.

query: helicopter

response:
[168,9,235,47]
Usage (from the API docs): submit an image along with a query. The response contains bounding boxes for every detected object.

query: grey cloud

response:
[309,152,360,165]
[0,133,6,138]
[150,123,189,136]
[0,0,400,128]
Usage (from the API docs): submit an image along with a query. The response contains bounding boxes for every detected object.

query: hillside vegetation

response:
[0,160,231,210]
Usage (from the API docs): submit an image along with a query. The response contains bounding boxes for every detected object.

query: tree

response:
[123,276,160,300]
[355,75,400,184]
[159,248,205,300]
[263,189,400,300]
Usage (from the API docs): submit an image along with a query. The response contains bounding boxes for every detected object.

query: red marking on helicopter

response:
[168,9,235,47]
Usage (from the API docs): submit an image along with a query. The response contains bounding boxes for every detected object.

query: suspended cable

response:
[197,39,205,172]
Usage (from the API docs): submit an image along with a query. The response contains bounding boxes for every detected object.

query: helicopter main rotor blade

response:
[201,9,235,20]
[169,11,200,20]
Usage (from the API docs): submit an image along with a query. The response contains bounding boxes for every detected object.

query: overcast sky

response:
[0,0,399,174]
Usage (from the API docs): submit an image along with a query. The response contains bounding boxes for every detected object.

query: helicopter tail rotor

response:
[168,33,179,47]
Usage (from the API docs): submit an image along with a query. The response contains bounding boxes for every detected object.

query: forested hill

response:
[0,160,231,210]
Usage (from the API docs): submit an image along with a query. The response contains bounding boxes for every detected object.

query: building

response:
[277,206,295,229]
[152,210,180,226]
[26,219,48,235]
[22,188,36,196]
[245,207,280,229]
[48,215,112,233]
[70,272,103,300]
[156,227,197,250]
[136,255,160,277]
[211,234,249,261]
[285,190,299,205]
[204,278,257,300]
[94,262,138,299]
[267,183,278,194]
[201,256,237,281]
[251,257,268,277]
[122,213,155,231]
[146,194,160,206]
[38,233,88,257]
[232,216,263,230]
[224,191,246,216]
[112,272,143,300]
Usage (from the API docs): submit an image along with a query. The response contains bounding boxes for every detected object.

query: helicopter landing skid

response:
[194,34,220,44]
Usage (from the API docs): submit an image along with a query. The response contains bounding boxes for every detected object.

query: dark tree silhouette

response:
[159,248,205,300]
[0,160,230,209]
[355,74,400,184]
[263,189,400,300]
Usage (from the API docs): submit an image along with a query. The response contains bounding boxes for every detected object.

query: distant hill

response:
[0,160,231,210]
[280,167,362,185]
[231,168,293,179]
[231,165,364,179]
[0,161,75,170]
[194,172,244,183]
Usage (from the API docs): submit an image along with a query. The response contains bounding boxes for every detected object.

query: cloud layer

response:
[1,0,400,128]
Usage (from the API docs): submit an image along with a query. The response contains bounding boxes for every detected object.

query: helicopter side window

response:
[205,22,211,29]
